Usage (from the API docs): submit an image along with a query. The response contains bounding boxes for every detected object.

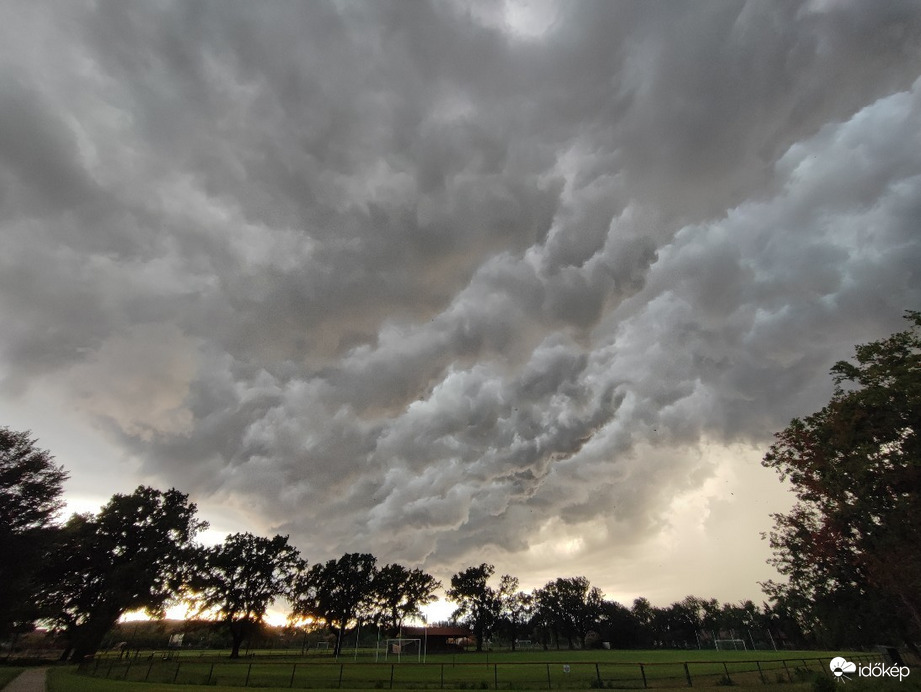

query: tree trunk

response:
[70,612,119,662]
[230,631,244,659]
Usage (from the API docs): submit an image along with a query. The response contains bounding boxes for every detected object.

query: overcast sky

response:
[2,0,921,610]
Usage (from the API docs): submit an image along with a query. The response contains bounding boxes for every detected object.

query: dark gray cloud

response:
[2,0,920,599]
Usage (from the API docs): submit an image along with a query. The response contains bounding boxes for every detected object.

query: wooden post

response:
[173,661,181,684]
[595,663,601,687]
[389,663,394,689]
[639,663,647,689]
[340,663,345,689]
[722,662,731,685]
[441,663,445,689]
[494,663,498,689]
[207,663,214,685]
[683,662,692,687]
[244,662,252,687]
[289,662,297,688]
[546,663,552,689]
[756,660,766,685]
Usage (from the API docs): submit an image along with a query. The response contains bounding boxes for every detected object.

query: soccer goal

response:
[384,638,422,662]
[312,642,330,652]
[714,639,747,651]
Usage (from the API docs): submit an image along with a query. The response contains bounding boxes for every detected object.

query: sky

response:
[2,0,921,614]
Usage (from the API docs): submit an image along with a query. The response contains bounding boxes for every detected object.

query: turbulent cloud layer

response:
[2,0,921,600]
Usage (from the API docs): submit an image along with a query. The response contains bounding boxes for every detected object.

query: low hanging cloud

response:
[1,0,920,596]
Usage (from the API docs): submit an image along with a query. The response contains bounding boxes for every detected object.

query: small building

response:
[401,626,473,653]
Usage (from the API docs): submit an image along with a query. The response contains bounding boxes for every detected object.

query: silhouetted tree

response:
[371,563,440,635]
[0,427,67,639]
[40,486,206,661]
[291,553,377,656]
[763,311,921,646]
[534,577,603,649]
[446,564,501,652]
[495,575,533,651]
[190,532,303,658]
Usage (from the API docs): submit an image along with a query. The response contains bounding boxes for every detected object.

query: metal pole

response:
[355,620,361,661]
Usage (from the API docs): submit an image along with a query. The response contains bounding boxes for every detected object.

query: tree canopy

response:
[446,563,502,652]
[291,552,378,656]
[0,427,68,638]
[190,532,304,658]
[40,486,207,660]
[762,311,921,646]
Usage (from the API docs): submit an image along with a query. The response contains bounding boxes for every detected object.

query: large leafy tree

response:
[446,563,501,652]
[533,577,603,649]
[371,563,440,635]
[762,311,921,646]
[495,575,533,651]
[40,486,206,661]
[0,427,68,638]
[190,532,304,658]
[291,552,378,656]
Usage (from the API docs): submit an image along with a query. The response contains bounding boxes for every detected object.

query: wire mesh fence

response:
[79,652,885,689]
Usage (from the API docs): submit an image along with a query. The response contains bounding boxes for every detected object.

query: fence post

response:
[173,661,181,684]
[722,662,731,685]
[595,663,601,687]
[755,660,765,685]
[244,662,252,687]
[639,663,647,689]
[207,663,215,685]
[123,659,133,680]
[782,659,793,683]
[494,663,498,689]
[389,663,394,689]
[106,656,116,678]
[289,662,297,688]
[340,663,345,689]
[546,663,551,689]
[441,663,445,689]
[144,658,153,681]
[683,662,692,687]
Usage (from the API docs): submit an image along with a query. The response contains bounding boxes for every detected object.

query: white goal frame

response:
[384,638,422,662]
[714,639,747,651]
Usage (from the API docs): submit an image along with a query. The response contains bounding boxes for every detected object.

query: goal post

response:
[714,639,747,651]
[384,638,422,662]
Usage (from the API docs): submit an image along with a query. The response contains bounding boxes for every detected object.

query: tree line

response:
[2,312,918,660]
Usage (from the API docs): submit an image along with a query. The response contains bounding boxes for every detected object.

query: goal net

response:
[384,638,422,661]
[714,639,746,651]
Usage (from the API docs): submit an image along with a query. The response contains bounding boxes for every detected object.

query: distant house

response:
[402,626,473,653]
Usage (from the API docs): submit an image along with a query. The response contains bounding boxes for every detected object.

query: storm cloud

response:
[2,0,920,601]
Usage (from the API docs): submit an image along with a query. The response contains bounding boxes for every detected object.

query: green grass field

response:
[0,667,26,690]
[69,648,895,690]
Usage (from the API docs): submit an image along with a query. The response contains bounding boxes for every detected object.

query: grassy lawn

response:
[0,667,26,690]
[50,665,823,691]
[61,648,902,691]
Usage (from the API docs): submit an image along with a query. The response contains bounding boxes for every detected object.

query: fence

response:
[78,653,884,689]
